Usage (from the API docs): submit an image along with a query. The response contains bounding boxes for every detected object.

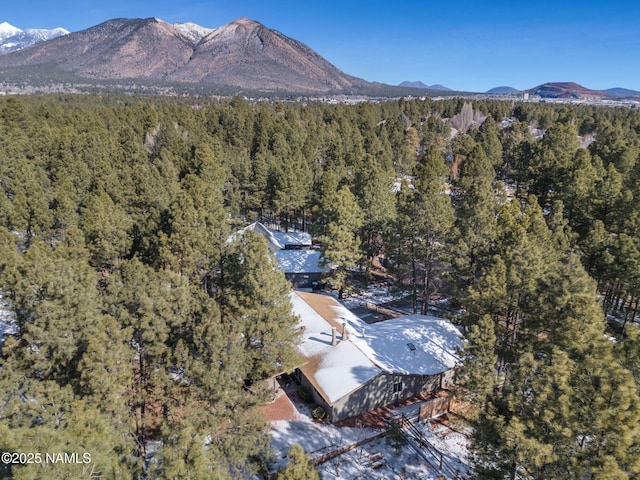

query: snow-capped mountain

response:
[0,22,68,52]
[0,17,371,94]
[0,22,22,40]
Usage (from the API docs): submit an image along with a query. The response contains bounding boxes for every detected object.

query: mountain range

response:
[0,22,68,52]
[398,81,452,91]
[0,17,372,94]
[402,81,640,99]
[1,17,639,98]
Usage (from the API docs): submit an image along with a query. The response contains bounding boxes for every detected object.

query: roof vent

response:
[407,342,416,351]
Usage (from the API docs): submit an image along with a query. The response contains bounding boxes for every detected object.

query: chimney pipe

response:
[331,327,337,346]
[342,322,349,342]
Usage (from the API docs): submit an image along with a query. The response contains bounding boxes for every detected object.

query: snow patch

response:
[0,291,17,342]
[24,27,69,40]
[206,18,259,42]
[172,22,215,43]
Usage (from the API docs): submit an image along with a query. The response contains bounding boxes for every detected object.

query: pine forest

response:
[0,94,640,479]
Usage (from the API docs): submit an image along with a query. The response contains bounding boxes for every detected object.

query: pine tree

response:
[319,185,364,298]
[0,235,139,479]
[470,251,640,479]
[451,144,498,294]
[527,121,580,202]
[352,154,396,260]
[159,172,228,288]
[476,116,503,171]
[276,444,320,480]
[80,190,134,269]
[388,145,454,314]
[456,314,498,406]
[217,230,300,383]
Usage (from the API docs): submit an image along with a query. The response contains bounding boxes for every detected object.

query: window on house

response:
[393,381,403,393]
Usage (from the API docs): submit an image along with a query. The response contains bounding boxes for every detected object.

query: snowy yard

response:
[267,384,472,479]
[336,282,409,313]
[327,278,458,323]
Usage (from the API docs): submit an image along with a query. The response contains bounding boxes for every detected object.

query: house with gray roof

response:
[290,291,463,422]
[243,222,328,288]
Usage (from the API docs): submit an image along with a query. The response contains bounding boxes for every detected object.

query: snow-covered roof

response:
[349,315,462,375]
[274,249,328,274]
[239,222,312,251]
[291,291,379,403]
[256,223,311,249]
[291,291,463,405]
[272,230,312,248]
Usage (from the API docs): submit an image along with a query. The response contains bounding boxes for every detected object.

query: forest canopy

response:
[0,94,639,478]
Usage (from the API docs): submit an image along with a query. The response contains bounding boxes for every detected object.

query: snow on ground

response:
[0,291,17,342]
[330,279,463,323]
[316,421,471,480]
[267,378,472,479]
[270,417,381,472]
[337,282,408,313]
[269,408,471,479]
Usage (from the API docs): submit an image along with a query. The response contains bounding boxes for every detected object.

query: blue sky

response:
[5,1,640,92]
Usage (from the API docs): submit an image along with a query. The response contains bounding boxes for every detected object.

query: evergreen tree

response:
[217,230,300,383]
[0,235,139,479]
[456,314,498,406]
[276,444,320,480]
[469,249,640,479]
[588,119,639,174]
[159,171,227,288]
[352,154,396,261]
[451,144,498,296]
[319,185,364,298]
[476,116,503,171]
[388,145,454,314]
[526,121,580,202]
[80,190,134,269]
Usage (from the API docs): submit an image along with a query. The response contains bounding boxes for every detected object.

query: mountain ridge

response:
[486,86,520,94]
[0,17,370,94]
[399,81,452,91]
[604,87,640,97]
[526,82,607,99]
[1,18,639,98]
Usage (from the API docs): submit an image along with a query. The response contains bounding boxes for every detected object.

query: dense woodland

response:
[0,94,639,479]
